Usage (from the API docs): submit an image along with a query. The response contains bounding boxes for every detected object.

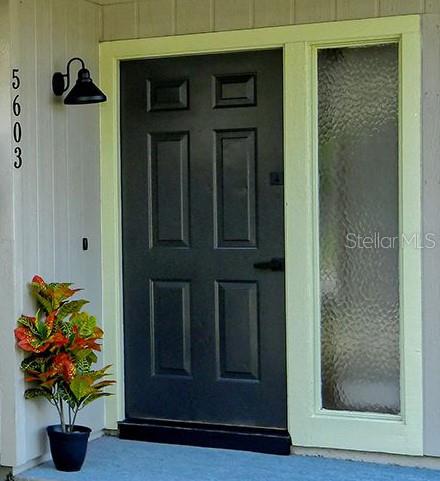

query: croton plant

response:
[15,275,115,432]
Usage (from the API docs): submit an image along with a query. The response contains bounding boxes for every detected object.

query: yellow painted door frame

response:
[100,15,422,455]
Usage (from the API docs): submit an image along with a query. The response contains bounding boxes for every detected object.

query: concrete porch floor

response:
[15,437,440,481]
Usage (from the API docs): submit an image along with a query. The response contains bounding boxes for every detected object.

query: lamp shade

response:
[64,68,107,105]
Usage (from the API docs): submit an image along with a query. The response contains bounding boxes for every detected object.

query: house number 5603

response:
[12,68,23,169]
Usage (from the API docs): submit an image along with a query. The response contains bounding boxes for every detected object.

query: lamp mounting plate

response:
[52,72,66,96]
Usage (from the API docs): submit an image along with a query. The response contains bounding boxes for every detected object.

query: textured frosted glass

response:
[318,45,400,414]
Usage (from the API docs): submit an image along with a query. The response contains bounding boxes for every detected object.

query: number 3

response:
[14,146,22,169]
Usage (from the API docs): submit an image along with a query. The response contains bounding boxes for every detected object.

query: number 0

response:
[13,122,22,143]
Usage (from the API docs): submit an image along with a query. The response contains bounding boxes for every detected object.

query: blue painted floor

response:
[16,436,440,481]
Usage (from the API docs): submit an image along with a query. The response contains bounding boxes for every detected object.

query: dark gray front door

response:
[121,50,286,429]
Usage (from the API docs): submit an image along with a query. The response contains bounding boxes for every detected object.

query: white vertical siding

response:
[379,0,424,15]
[421,13,440,458]
[37,0,55,280]
[336,0,379,20]
[138,0,175,37]
[52,0,70,281]
[175,0,213,35]
[100,0,434,41]
[214,0,253,31]
[102,2,137,41]
[295,0,336,23]
[254,0,292,28]
[0,0,102,468]
[0,0,19,467]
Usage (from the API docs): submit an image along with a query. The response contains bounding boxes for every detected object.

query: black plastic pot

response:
[47,425,91,472]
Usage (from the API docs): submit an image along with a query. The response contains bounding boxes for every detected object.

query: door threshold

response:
[118,419,291,455]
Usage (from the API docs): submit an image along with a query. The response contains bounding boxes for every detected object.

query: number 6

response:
[13,95,21,116]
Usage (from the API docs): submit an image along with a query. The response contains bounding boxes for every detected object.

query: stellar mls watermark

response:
[345,232,437,249]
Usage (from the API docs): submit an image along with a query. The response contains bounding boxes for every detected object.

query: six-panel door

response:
[120,50,286,428]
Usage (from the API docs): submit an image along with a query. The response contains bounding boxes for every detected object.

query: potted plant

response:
[14,275,115,472]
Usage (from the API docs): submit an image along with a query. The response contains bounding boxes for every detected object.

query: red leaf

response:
[32,275,46,285]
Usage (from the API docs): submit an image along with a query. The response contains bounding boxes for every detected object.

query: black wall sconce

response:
[52,57,107,105]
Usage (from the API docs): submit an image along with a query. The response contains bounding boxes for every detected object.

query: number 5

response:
[12,68,20,89]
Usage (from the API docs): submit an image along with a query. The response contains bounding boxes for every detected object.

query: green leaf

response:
[35,310,48,338]
[93,365,113,377]
[57,385,78,409]
[60,321,74,338]
[21,356,47,372]
[17,316,39,336]
[57,300,89,321]
[33,292,53,313]
[70,375,94,401]
[86,351,98,365]
[25,388,51,400]
[70,312,96,337]
[93,380,116,389]
[75,349,92,361]
[30,281,49,296]
[82,392,112,407]
[47,282,72,288]
[76,358,91,374]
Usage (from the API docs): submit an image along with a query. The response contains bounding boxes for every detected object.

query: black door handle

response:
[253,257,285,272]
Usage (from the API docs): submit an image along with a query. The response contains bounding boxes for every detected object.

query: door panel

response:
[148,132,190,248]
[214,129,257,248]
[216,281,259,380]
[121,50,285,429]
[150,280,191,377]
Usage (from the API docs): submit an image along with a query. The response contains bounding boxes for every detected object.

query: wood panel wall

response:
[100,0,440,41]
[421,14,440,458]
[0,0,102,468]
[0,0,17,466]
